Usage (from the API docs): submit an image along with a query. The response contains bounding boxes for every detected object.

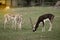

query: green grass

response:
[0,7,60,40]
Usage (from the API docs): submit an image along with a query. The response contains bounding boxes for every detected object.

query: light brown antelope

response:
[4,13,22,30]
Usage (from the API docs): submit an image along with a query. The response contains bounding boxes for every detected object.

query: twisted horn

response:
[29,17,34,29]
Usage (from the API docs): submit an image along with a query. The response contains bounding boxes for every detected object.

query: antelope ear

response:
[33,24,35,27]
[32,24,35,29]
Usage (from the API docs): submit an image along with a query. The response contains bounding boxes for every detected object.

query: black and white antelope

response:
[32,14,54,32]
[4,13,22,30]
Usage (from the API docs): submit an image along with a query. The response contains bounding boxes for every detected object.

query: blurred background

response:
[0,0,60,8]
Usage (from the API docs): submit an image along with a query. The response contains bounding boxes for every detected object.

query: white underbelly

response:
[44,18,49,22]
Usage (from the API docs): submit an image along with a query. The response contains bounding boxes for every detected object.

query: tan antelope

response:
[4,13,22,30]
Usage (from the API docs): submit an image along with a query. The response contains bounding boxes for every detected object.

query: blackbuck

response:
[30,14,54,32]
[4,13,22,30]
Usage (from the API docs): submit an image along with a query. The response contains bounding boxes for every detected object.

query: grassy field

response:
[0,7,60,40]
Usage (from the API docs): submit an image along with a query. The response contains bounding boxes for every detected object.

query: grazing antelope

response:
[32,14,54,32]
[4,13,22,30]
